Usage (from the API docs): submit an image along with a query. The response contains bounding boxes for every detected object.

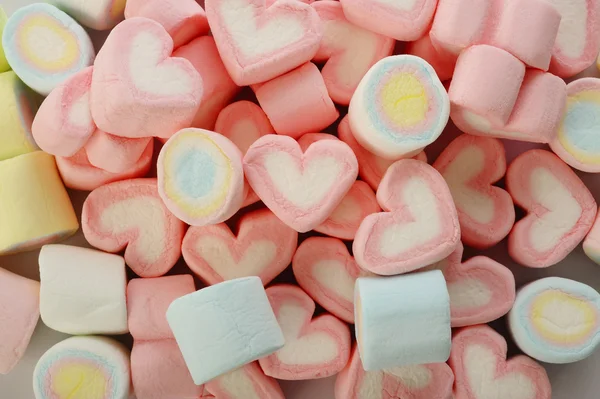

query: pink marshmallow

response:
[125,0,209,48]
[337,116,427,190]
[584,209,600,265]
[314,181,381,241]
[449,325,551,399]
[430,0,561,70]
[31,66,95,157]
[205,362,285,399]
[292,236,372,323]
[215,101,274,207]
[338,0,438,41]
[131,339,213,399]
[427,243,516,327]
[91,17,203,139]
[259,284,351,380]
[253,62,339,139]
[82,178,186,277]
[173,36,240,130]
[244,134,358,232]
[56,140,153,191]
[433,134,515,249]
[354,159,460,276]
[85,130,151,174]
[127,275,196,340]
[311,1,394,105]
[335,345,454,399]
[507,149,597,268]
[0,268,39,374]
[406,35,456,82]
[205,0,323,85]
[182,208,298,286]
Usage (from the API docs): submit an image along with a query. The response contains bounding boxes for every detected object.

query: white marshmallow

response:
[39,244,128,335]
[355,270,451,371]
[166,276,285,385]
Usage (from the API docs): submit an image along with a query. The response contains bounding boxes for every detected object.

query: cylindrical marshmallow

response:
[509,277,600,364]
[157,128,244,226]
[584,210,600,264]
[253,62,339,139]
[48,0,126,30]
[0,7,9,72]
[0,152,78,254]
[355,270,451,371]
[2,3,95,95]
[39,245,128,335]
[85,131,151,174]
[166,276,285,385]
[0,70,40,161]
[348,55,449,160]
[33,336,131,399]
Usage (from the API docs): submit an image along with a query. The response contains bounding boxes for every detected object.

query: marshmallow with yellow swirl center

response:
[47,0,127,30]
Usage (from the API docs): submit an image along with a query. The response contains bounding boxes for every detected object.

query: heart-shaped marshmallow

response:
[259,284,351,380]
[205,362,285,399]
[354,159,460,275]
[335,345,454,399]
[205,0,323,85]
[85,130,152,174]
[433,134,515,249]
[293,237,373,323]
[48,0,126,30]
[427,243,515,327]
[182,208,298,286]
[449,325,551,399]
[82,178,186,277]
[91,17,203,139]
[244,134,358,232]
[507,149,597,267]
[311,1,394,105]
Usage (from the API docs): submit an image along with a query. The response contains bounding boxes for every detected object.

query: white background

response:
[2,1,600,398]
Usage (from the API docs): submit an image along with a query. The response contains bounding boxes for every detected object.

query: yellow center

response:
[380,73,428,128]
[51,363,108,399]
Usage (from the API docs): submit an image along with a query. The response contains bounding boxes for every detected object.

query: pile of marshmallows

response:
[3,0,600,398]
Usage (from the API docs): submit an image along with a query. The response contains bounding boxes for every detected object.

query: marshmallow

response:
[430,0,561,70]
[205,0,323,85]
[56,140,154,191]
[428,243,516,327]
[82,178,186,277]
[0,268,39,374]
[2,3,94,96]
[205,362,285,399]
[314,181,381,240]
[244,134,358,232]
[167,277,285,385]
[509,277,600,364]
[584,210,600,264]
[215,101,274,207]
[406,35,456,82]
[0,7,8,72]
[127,275,196,341]
[354,159,460,276]
[84,131,152,173]
[157,128,244,226]
[449,325,552,399]
[335,345,454,399]
[47,0,126,30]
[507,149,597,267]
[125,0,209,48]
[355,271,451,371]
[259,284,351,380]
[0,152,78,254]
[132,340,210,399]
[450,46,567,143]
[550,0,600,77]
[39,245,128,335]
[91,17,203,139]
[349,55,449,160]
[253,62,339,139]
[433,134,515,249]
[337,116,427,190]
[173,36,240,130]
[182,208,297,285]
[31,67,94,157]
[0,71,40,161]
[33,336,131,399]
[339,0,437,41]
[311,1,394,105]
[550,78,600,172]
[292,237,373,323]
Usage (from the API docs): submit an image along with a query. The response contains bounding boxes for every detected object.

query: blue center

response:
[564,102,600,152]
[175,149,215,198]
